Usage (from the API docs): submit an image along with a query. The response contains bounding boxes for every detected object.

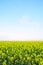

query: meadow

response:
[0,41,43,65]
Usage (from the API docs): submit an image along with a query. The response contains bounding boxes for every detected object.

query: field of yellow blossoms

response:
[0,41,43,65]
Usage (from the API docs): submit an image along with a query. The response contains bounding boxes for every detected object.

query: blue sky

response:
[0,0,43,40]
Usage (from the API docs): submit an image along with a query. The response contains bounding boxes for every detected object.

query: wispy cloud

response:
[0,29,43,40]
[0,15,43,40]
[19,16,29,24]
[19,16,40,28]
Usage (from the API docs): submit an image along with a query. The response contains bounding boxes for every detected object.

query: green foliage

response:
[0,41,43,65]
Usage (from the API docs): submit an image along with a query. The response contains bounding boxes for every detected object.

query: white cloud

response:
[0,28,43,40]
[19,15,40,29]
[29,21,40,27]
[0,15,43,40]
[19,16,29,24]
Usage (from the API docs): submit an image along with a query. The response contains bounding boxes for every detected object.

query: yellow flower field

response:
[0,41,43,65]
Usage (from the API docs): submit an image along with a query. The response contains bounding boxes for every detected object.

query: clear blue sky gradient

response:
[0,0,43,40]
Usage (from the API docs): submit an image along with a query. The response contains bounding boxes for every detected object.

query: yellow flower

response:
[27,56,30,60]
[2,60,7,65]
[0,50,2,54]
